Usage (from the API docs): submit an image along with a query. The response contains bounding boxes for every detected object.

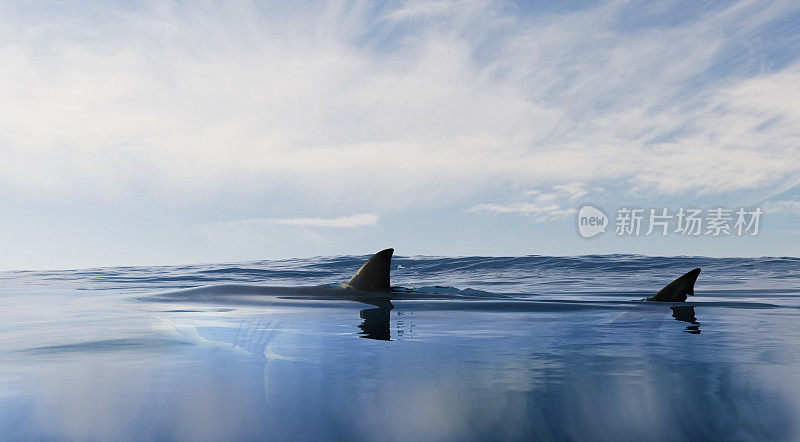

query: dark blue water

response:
[1,255,799,441]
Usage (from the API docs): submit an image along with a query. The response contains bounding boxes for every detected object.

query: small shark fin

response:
[649,268,701,302]
[347,248,394,291]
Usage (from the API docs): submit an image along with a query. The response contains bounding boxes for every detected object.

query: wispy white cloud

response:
[764,200,800,215]
[470,182,587,221]
[469,202,577,219]
[206,214,379,230]
[0,0,798,213]
[194,214,379,248]
[385,0,467,21]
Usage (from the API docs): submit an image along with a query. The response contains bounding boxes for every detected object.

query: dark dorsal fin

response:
[648,268,701,302]
[347,248,393,291]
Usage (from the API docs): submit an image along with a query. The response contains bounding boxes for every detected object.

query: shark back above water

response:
[148,248,398,306]
[647,268,701,302]
[345,249,703,303]
[148,249,702,307]
[146,250,709,340]
[346,248,393,291]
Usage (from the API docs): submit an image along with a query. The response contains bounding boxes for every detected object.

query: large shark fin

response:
[347,248,394,291]
[648,268,701,302]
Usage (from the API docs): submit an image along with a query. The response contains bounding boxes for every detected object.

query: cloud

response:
[470,182,586,221]
[385,0,468,21]
[469,202,577,219]
[0,0,798,214]
[195,214,379,247]
[764,200,800,215]
[213,214,379,229]
[198,213,378,235]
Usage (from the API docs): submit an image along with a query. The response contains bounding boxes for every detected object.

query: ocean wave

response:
[1,255,797,296]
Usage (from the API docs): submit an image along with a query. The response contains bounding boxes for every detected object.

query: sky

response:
[0,0,799,270]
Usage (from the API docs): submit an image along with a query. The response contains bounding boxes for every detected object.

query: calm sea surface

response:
[1,254,799,441]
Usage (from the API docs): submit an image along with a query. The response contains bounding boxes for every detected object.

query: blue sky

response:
[0,0,799,269]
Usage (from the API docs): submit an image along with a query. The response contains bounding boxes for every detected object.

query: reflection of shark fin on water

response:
[358,301,393,340]
[671,306,700,333]
[347,248,393,291]
[647,268,701,302]
[671,306,698,323]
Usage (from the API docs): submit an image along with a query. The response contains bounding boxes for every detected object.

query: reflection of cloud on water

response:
[7,291,796,441]
[339,310,794,441]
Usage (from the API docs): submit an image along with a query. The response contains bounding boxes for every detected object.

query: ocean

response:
[0,254,799,441]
